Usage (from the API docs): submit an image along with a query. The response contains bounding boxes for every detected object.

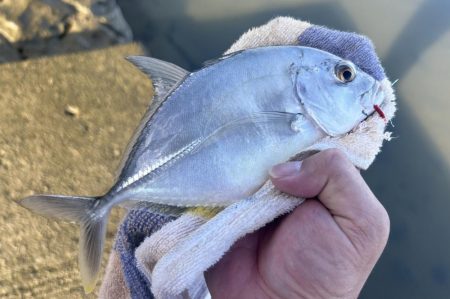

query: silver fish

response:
[19,46,384,291]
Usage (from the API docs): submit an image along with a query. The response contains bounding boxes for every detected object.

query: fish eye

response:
[335,62,356,83]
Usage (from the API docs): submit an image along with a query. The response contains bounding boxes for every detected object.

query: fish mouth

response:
[361,82,384,119]
[294,80,387,137]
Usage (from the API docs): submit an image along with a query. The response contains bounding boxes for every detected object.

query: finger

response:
[205,230,266,299]
[270,149,389,249]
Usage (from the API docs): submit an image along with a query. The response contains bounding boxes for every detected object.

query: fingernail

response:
[269,161,302,179]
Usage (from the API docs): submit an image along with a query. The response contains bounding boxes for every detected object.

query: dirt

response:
[0,43,153,298]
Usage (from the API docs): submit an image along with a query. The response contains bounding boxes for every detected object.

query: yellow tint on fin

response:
[187,207,223,219]
[83,276,98,294]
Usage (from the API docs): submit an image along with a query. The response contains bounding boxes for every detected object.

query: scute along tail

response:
[19,194,110,293]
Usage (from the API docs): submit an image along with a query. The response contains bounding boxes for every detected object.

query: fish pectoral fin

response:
[218,111,297,128]
[188,111,301,154]
[208,111,300,136]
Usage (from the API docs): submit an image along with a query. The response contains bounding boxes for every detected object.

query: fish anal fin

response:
[120,200,187,217]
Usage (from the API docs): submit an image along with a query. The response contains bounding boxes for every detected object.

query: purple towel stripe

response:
[114,209,176,299]
[299,26,385,81]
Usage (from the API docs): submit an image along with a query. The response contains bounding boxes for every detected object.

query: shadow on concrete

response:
[117,0,357,69]
[361,98,450,298]
[361,1,450,297]
[383,0,450,79]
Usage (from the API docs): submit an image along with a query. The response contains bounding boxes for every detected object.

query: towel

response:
[100,16,396,299]
[103,208,177,299]
[99,250,130,299]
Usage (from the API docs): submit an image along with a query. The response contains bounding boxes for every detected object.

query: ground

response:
[0,43,153,298]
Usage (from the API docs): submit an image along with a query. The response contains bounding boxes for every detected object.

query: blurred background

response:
[1,0,449,298]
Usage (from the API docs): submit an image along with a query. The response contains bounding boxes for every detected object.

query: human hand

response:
[205,149,390,299]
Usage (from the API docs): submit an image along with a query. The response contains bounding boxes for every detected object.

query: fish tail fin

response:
[19,194,110,293]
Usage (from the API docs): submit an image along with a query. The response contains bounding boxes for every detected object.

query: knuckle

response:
[348,202,390,254]
[373,203,391,244]
[322,149,353,171]
[304,149,352,178]
[323,148,348,163]
[361,199,390,243]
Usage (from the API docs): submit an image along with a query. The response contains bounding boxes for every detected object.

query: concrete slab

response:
[0,43,152,298]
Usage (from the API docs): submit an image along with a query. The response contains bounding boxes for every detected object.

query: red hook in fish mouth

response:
[374,104,386,121]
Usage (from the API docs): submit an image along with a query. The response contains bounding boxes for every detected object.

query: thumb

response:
[269,149,389,251]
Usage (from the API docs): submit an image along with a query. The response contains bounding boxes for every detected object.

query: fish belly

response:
[125,116,323,207]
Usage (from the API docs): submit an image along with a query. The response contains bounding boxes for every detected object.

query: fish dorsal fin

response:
[126,56,189,115]
[115,57,189,182]
[126,56,189,87]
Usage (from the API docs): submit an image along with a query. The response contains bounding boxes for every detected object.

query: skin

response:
[205,149,390,299]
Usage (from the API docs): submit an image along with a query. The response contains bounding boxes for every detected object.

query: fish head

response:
[293,48,384,136]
